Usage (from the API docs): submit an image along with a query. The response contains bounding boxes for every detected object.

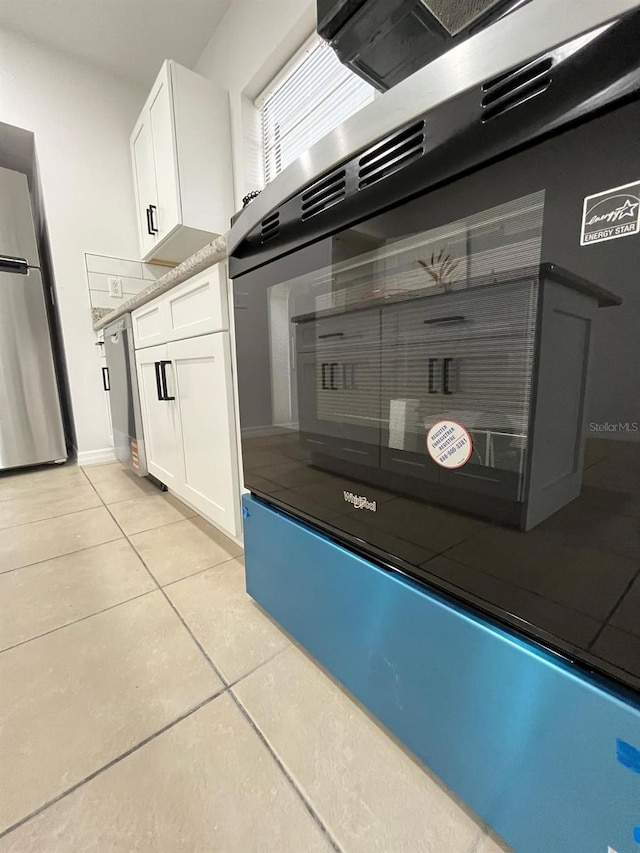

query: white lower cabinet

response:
[170,334,239,532]
[136,343,181,489]
[134,331,240,538]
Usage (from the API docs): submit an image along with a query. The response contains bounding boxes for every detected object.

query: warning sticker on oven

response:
[580,180,640,245]
[427,420,473,469]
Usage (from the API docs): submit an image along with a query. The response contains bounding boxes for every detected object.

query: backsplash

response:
[85,253,173,324]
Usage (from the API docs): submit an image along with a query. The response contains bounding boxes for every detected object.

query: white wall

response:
[195,0,315,210]
[0,28,145,461]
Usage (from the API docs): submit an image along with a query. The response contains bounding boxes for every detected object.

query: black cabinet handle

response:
[424,315,465,325]
[149,205,159,234]
[154,361,164,400]
[443,358,455,395]
[321,363,329,390]
[428,358,438,393]
[101,366,110,391]
[318,332,344,340]
[159,360,175,400]
[330,363,339,390]
[321,362,346,390]
[146,207,154,236]
[343,364,356,390]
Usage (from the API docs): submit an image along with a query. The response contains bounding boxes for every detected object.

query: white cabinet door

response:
[169,333,240,537]
[148,68,181,251]
[131,118,158,259]
[130,60,232,264]
[135,344,179,488]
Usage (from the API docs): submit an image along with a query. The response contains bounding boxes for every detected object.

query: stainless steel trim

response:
[228,0,639,254]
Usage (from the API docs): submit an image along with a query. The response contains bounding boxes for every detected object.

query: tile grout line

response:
[92,466,341,852]
[159,588,231,687]
[0,534,125,577]
[0,500,105,532]
[0,689,227,842]
[228,689,344,853]
[226,646,290,691]
[5,465,337,849]
[86,468,245,693]
[0,467,236,842]
[160,554,241,589]
[0,467,92,504]
[587,563,640,651]
[97,489,231,690]
[0,586,157,656]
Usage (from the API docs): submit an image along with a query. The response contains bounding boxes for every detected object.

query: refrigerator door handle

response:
[0,255,29,275]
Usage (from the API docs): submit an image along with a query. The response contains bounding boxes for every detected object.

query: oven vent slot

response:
[260,212,280,243]
[301,169,347,220]
[481,56,553,122]
[358,120,425,189]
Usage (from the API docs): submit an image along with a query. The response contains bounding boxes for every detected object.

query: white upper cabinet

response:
[130,60,233,264]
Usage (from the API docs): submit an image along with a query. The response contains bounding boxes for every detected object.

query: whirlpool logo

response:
[343,491,377,512]
[581,180,640,245]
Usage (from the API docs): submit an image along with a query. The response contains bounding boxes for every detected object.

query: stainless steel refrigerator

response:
[0,165,67,470]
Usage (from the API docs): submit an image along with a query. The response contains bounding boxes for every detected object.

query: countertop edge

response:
[93,233,229,332]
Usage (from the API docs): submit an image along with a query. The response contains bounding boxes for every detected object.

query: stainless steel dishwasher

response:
[103,314,148,475]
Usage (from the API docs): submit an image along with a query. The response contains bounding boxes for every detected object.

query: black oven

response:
[230,12,640,694]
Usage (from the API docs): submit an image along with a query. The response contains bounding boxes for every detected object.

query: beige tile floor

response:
[0,461,511,852]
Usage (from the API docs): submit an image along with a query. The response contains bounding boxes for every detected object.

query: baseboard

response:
[77,447,117,466]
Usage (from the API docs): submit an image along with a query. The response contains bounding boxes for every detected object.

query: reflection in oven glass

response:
[237,181,639,689]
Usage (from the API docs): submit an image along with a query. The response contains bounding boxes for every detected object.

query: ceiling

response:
[0,0,234,86]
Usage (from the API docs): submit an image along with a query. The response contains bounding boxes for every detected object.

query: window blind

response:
[258,37,375,185]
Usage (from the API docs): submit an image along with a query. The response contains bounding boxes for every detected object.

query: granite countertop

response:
[92,233,228,331]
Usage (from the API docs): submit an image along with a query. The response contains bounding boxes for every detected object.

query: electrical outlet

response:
[108,277,123,298]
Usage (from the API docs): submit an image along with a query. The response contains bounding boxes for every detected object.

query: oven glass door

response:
[232,100,640,693]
